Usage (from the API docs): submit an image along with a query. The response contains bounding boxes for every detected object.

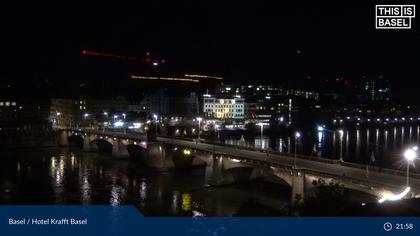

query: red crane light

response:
[81,49,164,64]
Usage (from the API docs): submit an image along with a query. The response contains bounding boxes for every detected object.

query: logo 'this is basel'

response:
[376,5,415,29]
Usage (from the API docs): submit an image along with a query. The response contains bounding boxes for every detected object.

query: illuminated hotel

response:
[202,94,244,120]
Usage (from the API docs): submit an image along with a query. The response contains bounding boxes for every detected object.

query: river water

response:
[223,125,420,171]
[0,148,292,216]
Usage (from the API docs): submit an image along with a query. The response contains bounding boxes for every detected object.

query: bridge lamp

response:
[404,147,417,187]
[56,112,61,116]
[103,112,108,116]
[293,131,301,168]
[196,117,203,141]
[83,113,89,118]
[152,114,159,135]
[317,125,324,132]
[183,149,191,156]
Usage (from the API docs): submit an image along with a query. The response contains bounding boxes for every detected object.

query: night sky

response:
[0,1,418,101]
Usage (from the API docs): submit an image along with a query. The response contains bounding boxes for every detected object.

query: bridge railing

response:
[67,128,147,141]
[158,135,420,180]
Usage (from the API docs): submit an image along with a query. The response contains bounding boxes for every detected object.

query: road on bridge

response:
[157,137,420,195]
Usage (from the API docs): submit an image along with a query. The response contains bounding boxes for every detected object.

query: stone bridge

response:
[58,129,420,206]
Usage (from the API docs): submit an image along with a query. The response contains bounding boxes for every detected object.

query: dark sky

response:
[0,1,419,101]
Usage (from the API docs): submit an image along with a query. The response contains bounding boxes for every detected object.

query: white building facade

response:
[203,95,244,120]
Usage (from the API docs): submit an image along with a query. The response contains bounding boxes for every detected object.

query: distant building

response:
[0,97,53,130]
[49,97,130,128]
[86,97,128,116]
[141,89,199,118]
[216,84,319,100]
[364,77,391,101]
[49,98,76,128]
[212,84,319,126]
[202,94,244,120]
[0,100,18,125]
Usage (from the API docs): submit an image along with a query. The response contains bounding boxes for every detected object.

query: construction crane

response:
[81,49,166,67]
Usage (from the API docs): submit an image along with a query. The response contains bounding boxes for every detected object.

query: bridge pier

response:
[111,138,130,158]
[142,143,174,170]
[209,154,265,186]
[58,130,69,147]
[269,167,306,206]
[291,170,305,206]
[83,134,98,152]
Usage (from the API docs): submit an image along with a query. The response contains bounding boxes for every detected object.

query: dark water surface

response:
[0,148,292,216]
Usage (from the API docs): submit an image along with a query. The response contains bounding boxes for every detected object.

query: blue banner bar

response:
[0,206,418,236]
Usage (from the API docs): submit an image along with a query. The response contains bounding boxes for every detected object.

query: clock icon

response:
[384,222,393,231]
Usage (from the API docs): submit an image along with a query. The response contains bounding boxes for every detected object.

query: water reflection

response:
[223,125,420,167]
[355,129,360,160]
[345,131,349,159]
[0,148,293,216]
[181,193,192,211]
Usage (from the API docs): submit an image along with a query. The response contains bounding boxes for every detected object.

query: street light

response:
[317,125,324,132]
[294,131,301,168]
[338,129,344,162]
[153,114,158,135]
[404,147,417,187]
[196,117,202,141]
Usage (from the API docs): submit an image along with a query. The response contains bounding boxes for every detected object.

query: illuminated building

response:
[203,94,244,120]
[215,84,319,100]
[364,77,391,101]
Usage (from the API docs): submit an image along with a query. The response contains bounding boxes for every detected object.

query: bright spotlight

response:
[404,148,417,161]
[378,187,411,203]
[113,120,124,128]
